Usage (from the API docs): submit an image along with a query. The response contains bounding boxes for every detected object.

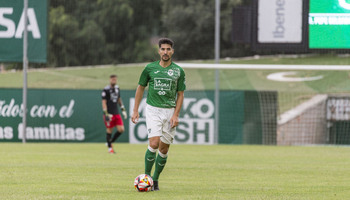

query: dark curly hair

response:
[158,38,174,48]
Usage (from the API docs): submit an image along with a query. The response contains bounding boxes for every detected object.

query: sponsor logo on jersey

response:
[110,91,119,103]
[157,91,166,96]
[154,78,172,91]
[154,71,160,74]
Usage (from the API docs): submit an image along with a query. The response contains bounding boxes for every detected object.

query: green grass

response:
[1,54,350,113]
[212,54,350,65]
[0,54,350,91]
[1,143,350,199]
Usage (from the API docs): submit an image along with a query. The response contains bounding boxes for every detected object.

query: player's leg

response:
[152,140,169,191]
[106,127,112,145]
[103,115,112,147]
[145,136,160,176]
[111,125,124,142]
[145,105,162,176]
[111,114,124,143]
[106,127,115,153]
[152,108,176,191]
[104,115,116,154]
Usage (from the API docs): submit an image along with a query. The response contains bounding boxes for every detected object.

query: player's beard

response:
[162,55,170,62]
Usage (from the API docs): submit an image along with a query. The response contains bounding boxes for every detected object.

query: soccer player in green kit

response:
[131,38,186,191]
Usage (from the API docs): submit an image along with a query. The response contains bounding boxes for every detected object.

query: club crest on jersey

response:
[167,69,174,76]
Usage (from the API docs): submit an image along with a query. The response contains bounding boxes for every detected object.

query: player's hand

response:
[131,111,139,124]
[170,115,179,128]
[104,110,112,122]
[121,106,127,119]
[122,110,127,119]
[105,113,113,122]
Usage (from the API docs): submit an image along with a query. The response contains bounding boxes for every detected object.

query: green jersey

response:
[138,61,186,108]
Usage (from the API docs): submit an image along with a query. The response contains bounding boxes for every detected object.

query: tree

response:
[161,0,252,60]
[95,0,161,63]
[49,6,80,67]
[48,0,162,67]
[161,0,215,60]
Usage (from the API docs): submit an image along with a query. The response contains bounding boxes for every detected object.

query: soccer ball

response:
[134,174,153,192]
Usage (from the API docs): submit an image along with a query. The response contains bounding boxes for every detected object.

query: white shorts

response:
[146,104,176,144]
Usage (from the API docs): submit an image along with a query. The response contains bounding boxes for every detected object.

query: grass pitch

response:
[1,55,349,113]
[0,54,350,92]
[1,143,350,200]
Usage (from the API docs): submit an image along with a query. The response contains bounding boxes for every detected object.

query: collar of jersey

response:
[157,61,173,69]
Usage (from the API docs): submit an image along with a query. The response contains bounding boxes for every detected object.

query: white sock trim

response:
[148,145,157,153]
[158,151,168,158]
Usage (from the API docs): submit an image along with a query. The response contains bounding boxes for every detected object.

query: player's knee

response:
[149,143,159,150]
[118,126,125,133]
[149,141,159,150]
[158,145,169,155]
[158,149,168,158]
[148,145,157,153]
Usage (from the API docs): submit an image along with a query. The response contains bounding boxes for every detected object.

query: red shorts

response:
[103,114,123,128]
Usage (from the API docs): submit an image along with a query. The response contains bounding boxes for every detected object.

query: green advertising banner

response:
[0,0,47,62]
[309,0,350,49]
[0,89,277,144]
[0,88,113,142]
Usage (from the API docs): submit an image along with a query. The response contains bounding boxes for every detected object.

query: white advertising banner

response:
[129,98,215,144]
[258,0,303,43]
[327,97,350,121]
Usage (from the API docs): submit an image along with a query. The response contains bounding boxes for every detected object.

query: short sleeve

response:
[177,68,186,91]
[101,89,107,100]
[138,66,150,86]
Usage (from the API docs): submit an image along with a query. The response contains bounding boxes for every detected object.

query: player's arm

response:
[170,91,184,128]
[170,68,186,128]
[102,99,112,121]
[117,97,125,108]
[131,85,146,124]
[132,66,149,123]
[118,97,127,119]
[102,99,107,112]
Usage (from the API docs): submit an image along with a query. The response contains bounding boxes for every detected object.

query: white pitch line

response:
[177,63,350,71]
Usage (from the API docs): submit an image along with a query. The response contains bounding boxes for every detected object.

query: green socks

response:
[145,147,156,176]
[152,152,168,181]
[144,146,168,181]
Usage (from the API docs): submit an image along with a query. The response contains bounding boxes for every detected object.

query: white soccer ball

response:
[134,174,153,192]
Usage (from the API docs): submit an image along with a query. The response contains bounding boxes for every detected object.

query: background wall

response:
[0,88,277,144]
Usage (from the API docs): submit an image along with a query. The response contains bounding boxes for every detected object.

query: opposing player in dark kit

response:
[102,75,127,154]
